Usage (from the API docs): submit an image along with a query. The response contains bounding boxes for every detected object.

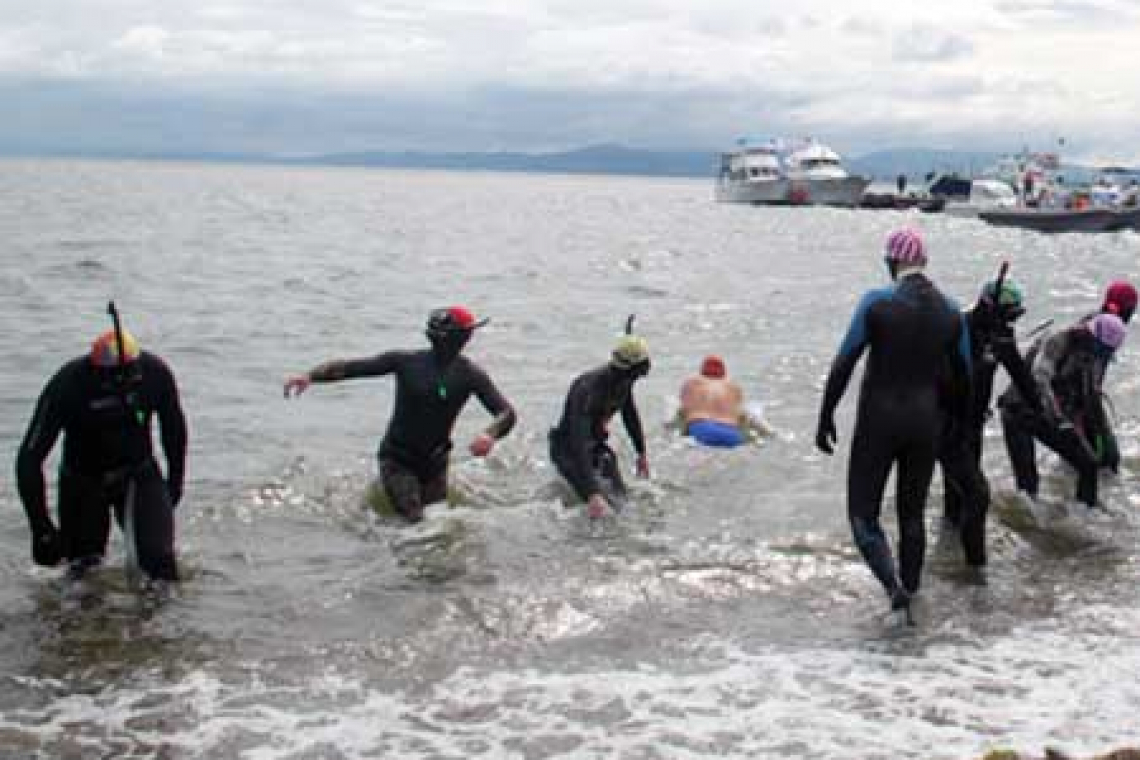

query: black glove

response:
[31,524,63,567]
[167,478,183,508]
[815,415,837,455]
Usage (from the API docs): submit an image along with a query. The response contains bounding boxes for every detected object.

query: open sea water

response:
[1,159,1139,759]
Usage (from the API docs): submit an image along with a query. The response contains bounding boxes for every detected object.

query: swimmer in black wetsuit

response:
[998,313,1126,509]
[815,228,971,613]
[550,333,651,520]
[284,306,516,523]
[15,327,188,581]
[939,277,1040,568]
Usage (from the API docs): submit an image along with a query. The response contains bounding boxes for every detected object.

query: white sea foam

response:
[4,606,1138,759]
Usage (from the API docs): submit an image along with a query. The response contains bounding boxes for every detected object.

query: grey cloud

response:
[0,76,822,155]
[993,0,1137,25]
[891,26,974,62]
[839,17,882,36]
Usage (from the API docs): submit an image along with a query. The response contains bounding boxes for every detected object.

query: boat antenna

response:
[625,314,636,335]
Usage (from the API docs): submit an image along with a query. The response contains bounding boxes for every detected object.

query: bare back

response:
[680,376,744,427]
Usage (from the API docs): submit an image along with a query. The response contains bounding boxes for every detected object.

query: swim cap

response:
[426,306,488,337]
[612,335,650,370]
[700,355,726,378]
[1104,281,1137,319]
[1089,313,1126,351]
[883,227,927,267]
[981,278,1023,308]
[90,329,140,367]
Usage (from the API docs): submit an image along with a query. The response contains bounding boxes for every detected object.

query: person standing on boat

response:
[815,227,971,615]
[550,327,651,520]
[998,313,1126,508]
[283,306,516,523]
[15,324,187,581]
[938,276,1039,568]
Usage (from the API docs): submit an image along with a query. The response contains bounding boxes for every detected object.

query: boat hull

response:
[979,207,1140,233]
[717,176,870,207]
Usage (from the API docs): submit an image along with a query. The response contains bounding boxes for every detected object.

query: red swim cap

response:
[447,306,477,329]
[426,306,488,336]
[1104,281,1137,317]
[700,355,726,378]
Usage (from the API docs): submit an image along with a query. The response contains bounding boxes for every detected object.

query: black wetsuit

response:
[15,352,187,580]
[939,304,1039,566]
[549,365,647,504]
[310,349,515,521]
[998,325,1105,506]
[818,273,971,599]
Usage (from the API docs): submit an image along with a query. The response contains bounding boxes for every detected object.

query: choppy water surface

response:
[1,159,1139,759]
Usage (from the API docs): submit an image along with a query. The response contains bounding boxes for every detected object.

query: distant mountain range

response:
[300,143,715,178]
[300,144,1123,182]
[9,143,1130,181]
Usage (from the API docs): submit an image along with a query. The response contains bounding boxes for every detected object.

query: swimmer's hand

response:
[587,494,610,520]
[469,433,495,457]
[635,454,650,479]
[283,374,311,398]
[815,416,837,455]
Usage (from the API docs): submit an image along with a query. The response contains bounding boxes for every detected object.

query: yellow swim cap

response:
[611,335,650,369]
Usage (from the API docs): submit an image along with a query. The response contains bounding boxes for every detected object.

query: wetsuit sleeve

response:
[818,291,875,421]
[1031,331,1067,419]
[620,392,647,456]
[993,326,1042,412]
[944,311,974,425]
[562,378,605,498]
[15,369,69,532]
[1079,350,1117,466]
[153,357,188,497]
[309,352,403,382]
[468,363,517,439]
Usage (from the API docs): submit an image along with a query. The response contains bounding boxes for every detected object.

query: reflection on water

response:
[0,160,1138,757]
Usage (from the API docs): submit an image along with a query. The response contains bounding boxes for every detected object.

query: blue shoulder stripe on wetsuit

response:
[838,285,896,358]
[941,293,973,372]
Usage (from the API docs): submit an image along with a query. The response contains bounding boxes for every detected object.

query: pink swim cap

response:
[1089,313,1126,351]
[884,227,927,267]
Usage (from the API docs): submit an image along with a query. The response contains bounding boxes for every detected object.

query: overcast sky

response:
[2,0,1138,161]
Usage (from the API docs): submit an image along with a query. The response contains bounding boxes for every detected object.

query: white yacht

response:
[715,143,788,204]
[782,142,871,207]
[716,138,869,207]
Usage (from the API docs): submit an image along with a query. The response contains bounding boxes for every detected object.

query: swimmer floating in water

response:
[678,355,748,448]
